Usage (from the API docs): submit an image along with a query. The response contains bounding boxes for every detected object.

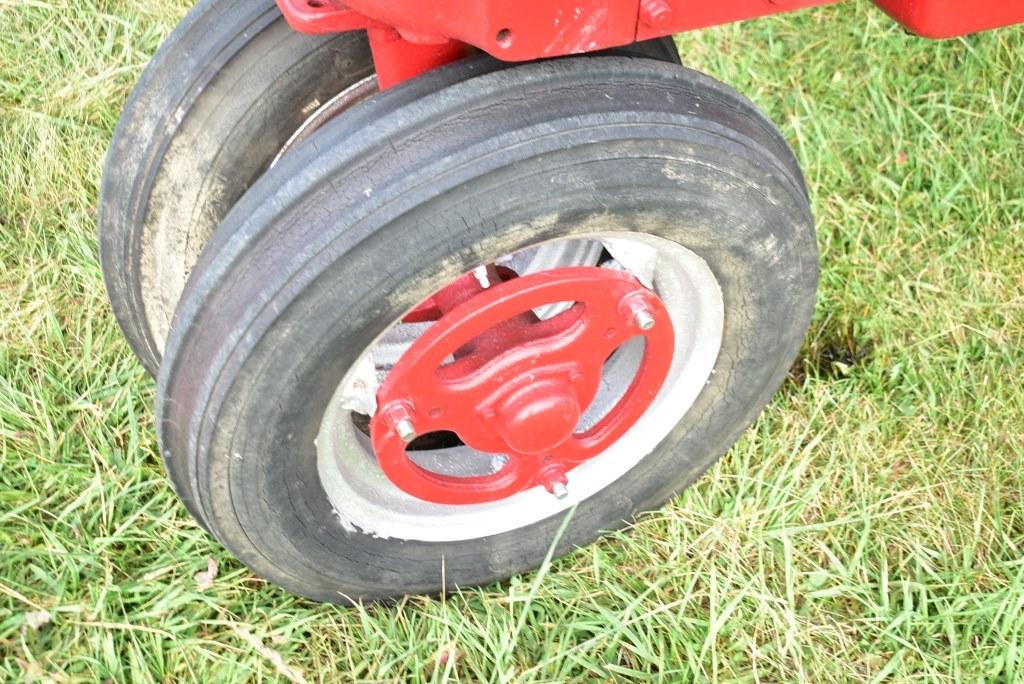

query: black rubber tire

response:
[158,56,817,603]
[98,0,679,376]
[99,0,375,375]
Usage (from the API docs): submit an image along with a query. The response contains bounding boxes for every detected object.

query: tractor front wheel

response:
[157,56,816,603]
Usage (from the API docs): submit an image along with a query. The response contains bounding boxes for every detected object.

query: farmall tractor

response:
[99,0,1023,602]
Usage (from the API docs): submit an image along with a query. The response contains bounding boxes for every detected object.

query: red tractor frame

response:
[278,0,1024,88]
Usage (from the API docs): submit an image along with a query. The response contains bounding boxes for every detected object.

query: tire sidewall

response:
[99,0,373,373]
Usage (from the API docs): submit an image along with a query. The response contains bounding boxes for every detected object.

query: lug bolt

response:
[473,265,491,289]
[640,0,673,29]
[541,468,570,499]
[621,293,658,331]
[383,402,418,442]
[634,309,655,331]
[394,418,416,442]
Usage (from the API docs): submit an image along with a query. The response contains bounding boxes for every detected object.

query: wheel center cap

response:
[369,266,676,505]
[494,379,581,455]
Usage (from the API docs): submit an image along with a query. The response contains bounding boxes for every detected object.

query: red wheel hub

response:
[369,266,675,504]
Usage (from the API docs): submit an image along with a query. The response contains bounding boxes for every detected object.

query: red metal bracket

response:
[276,0,467,88]
[275,0,384,34]
[334,0,641,61]
[365,28,468,90]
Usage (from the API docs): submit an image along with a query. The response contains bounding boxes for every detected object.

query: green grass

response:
[2,0,1023,681]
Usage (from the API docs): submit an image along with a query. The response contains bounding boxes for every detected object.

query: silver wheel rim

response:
[317,231,724,542]
[270,75,379,169]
